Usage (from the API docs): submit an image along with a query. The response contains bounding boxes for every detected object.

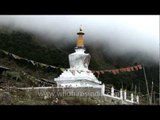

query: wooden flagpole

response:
[150,81,154,105]
[153,91,155,105]
[142,65,151,104]
[135,85,137,94]
[138,82,141,94]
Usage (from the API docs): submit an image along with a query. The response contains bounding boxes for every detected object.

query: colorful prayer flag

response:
[137,65,142,69]
[134,66,139,70]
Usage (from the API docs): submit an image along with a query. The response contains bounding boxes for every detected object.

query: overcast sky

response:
[0,15,159,63]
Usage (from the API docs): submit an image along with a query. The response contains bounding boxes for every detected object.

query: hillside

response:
[0,26,159,104]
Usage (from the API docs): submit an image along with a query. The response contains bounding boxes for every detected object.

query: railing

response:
[102,85,139,104]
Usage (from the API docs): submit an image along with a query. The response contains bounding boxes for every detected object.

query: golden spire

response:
[76,25,85,48]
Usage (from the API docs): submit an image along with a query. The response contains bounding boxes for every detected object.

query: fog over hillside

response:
[0,15,159,64]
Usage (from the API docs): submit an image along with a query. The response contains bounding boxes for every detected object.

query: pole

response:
[138,82,141,95]
[135,85,137,94]
[143,65,151,104]
[122,81,123,90]
[131,81,133,91]
[153,91,155,105]
[150,81,154,105]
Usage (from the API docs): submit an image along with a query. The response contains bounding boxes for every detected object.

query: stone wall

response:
[24,87,102,98]
[19,87,136,105]
[58,87,102,97]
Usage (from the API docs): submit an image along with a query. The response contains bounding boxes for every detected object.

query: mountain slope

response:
[0,27,159,96]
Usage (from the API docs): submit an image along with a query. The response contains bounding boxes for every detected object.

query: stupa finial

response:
[80,25,83,31]
[76,25,85,48]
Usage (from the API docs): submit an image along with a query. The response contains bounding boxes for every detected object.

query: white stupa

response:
[55,26,102,88]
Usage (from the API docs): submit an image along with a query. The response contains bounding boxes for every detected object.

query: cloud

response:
[0,15,159,63]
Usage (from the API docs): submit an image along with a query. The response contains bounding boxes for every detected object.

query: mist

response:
[0,15,159,64]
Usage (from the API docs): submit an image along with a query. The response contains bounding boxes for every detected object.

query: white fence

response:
[101,84,139,104]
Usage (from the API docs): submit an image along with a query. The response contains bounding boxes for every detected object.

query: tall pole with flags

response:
[138,82,141,95]
[131,81,133,91]
[150,81,154,105]
[142,65,151,104]
[135,85,137,94]
[122,81,123,90]
[153,91,155,105]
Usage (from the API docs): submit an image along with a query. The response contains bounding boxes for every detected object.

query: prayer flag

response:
[100,71,104,74]
[134,66,139,70]
[130,67,134,71]
[137,65,142,70]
